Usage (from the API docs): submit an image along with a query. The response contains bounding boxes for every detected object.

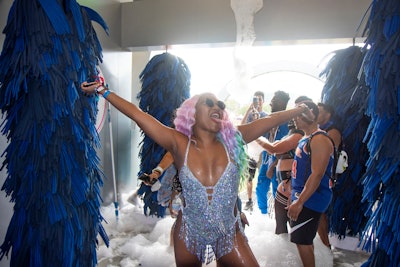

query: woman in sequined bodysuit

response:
[81,82,313,266]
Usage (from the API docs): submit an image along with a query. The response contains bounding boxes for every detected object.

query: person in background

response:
[241,91,267,211]
[287,101,334,267]
[255,90,290,215]
[81,81,312,267]
[256,119,304,234]
[317,103,341,148]
[295,95,312,104]
[254,95,309,233]
[316,102,342,248]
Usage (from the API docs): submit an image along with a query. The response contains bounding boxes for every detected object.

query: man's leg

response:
[244,179,254,210]
[244,158,258,210]
[256,175,271,214]
[256,176,270,214]
[296,244,315,267]
[247,179,253,200]
[317,213,331,248]
[256,152,270,214]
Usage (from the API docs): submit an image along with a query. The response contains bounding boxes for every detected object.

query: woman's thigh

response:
[173,215,202,267]
[216,232,259,267]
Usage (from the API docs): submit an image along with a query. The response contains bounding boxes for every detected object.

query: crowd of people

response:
[81,80,340,267]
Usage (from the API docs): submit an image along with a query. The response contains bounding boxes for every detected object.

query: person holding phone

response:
[241,91,267,211]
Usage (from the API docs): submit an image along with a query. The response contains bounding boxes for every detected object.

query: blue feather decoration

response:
[320,3,400,265]
[319,46,371,240]
[136,52,190,217]
[0,1,109,266]
[360,0,400,266]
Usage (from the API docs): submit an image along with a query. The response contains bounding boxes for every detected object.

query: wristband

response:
[102,90,111,99]
[152,166,164,175]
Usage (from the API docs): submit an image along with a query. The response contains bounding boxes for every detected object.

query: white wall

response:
[0,0,15,266]
[121,0,372,49]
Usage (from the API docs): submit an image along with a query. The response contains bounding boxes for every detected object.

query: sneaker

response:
[244,200,253,210]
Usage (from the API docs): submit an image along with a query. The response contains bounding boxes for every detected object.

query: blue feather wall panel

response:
[360,0,400,266]
[0,1,109,266]
[320,1,400,265]
[136,52,190,217]
[320,46,371,240]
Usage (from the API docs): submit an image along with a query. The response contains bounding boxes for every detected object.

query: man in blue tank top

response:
[286,101,334,267]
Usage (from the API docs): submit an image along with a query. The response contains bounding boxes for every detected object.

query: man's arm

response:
[238,106,310,143]
[327,128,341,148]
[256,133,303,155]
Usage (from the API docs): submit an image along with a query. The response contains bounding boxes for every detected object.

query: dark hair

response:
[295,95,312,104]
[274,90,290,105]
[318,102,335,117]
[303,101,319,121]
[254,91,264,101]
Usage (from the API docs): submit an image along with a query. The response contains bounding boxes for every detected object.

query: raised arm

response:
[256,132,303,155]
[238,105,312,143]
[81,82,179,152]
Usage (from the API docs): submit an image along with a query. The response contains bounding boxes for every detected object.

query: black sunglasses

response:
[205,98,226,110]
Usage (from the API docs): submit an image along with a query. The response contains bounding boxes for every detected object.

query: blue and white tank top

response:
[291,132,333,213]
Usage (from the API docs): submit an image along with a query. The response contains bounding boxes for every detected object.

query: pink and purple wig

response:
[174,94,249,182]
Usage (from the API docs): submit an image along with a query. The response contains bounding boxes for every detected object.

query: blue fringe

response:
[360,0,400,266]
[319,46,370,239]
[136,52,190,217]
[0,1,109,266]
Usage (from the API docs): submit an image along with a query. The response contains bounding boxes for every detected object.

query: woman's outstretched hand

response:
[81,81,102,94]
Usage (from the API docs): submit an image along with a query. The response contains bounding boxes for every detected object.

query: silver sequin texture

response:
[178,140,244,264]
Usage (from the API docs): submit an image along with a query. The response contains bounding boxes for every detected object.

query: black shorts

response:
[289,206,322,245]
[248,158,257,181]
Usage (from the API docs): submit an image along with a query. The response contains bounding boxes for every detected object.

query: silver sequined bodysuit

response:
[178,138,244,264]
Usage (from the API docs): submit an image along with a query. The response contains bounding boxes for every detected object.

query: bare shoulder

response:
[327,128,341,138]
[327,128,341,147]
[311,133,334,153]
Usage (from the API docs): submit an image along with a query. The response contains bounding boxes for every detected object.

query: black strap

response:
[305,131,338,185]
